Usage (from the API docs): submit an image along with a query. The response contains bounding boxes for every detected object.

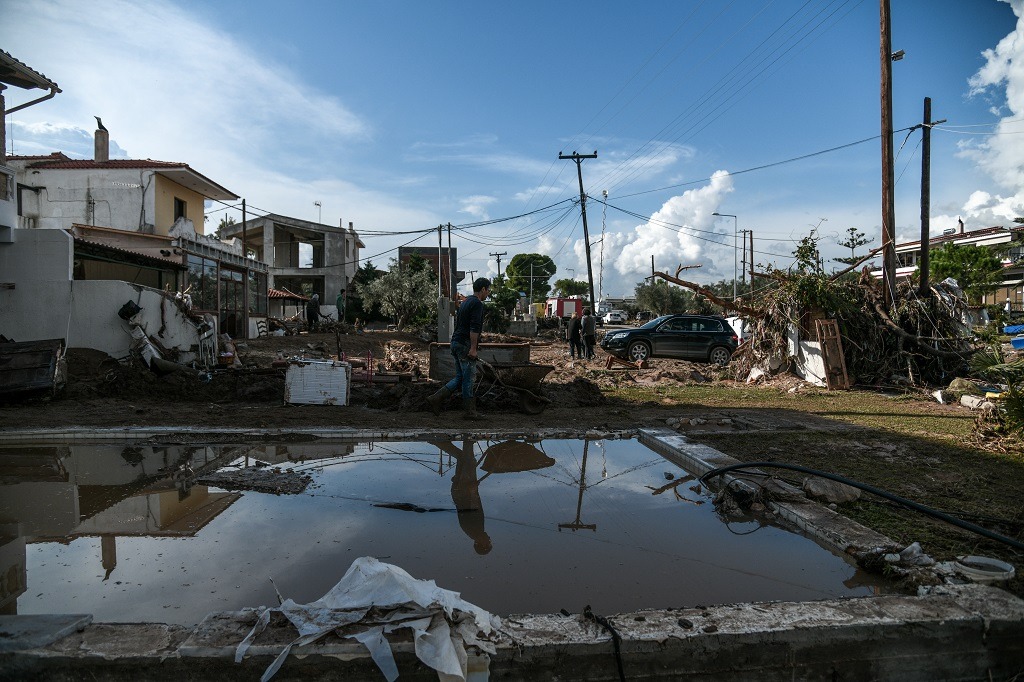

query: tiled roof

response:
[24,157,189,170]
[7,152,72,162]
[0,50,60,91]
[268,288,310,301]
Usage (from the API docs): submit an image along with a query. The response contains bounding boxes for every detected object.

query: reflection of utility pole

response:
[558,440,597,532]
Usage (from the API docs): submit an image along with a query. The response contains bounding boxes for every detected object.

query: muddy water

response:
[0,439,887,625]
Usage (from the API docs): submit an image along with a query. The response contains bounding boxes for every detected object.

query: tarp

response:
[1004,324,1024,335]
[235,556,501,682]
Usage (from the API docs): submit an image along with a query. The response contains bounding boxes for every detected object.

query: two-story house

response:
[2,121,268,363]
[875,221,1024,312]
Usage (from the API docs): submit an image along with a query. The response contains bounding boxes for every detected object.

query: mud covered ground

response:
[2,327,736,431]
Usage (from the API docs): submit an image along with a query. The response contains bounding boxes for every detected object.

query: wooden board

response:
[815,319,850,390]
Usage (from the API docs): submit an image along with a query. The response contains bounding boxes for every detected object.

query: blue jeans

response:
[444,341,476,400]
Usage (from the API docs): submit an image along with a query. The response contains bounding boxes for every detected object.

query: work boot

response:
[463,397,480,420]
[425,387,453,415]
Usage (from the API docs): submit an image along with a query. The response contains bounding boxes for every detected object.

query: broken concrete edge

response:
[637,428,930,577]
[3,585,1022,679]
[0,426,640,444]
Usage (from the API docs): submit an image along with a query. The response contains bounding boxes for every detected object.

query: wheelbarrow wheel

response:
[519,392,547,415]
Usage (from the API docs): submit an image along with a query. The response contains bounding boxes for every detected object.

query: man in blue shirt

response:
[426,277,491,419]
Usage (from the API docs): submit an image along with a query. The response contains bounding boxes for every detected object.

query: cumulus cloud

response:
[613,171,735,281]
[458,195,497,220]
[959,0,1024,223]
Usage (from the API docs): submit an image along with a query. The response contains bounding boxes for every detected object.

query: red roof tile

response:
[25,158,190,170]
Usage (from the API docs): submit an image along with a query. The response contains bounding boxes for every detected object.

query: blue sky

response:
[4,0,1022,297]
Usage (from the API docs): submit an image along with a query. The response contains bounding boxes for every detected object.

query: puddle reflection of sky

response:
[4,439,885,624]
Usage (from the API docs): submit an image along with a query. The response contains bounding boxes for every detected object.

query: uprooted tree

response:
[650,237,978,387]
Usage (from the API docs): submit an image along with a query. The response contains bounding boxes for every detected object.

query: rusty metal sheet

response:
[0,339,67,400]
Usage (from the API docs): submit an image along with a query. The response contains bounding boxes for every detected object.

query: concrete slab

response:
[0,614,91,652]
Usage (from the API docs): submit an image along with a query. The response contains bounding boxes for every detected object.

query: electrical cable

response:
[698,462,1024,551]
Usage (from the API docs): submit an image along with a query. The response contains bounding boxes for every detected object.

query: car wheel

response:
[708,346,732,367]
[627,341,651,362]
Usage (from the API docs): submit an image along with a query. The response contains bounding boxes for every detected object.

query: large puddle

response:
[0,438,889,624]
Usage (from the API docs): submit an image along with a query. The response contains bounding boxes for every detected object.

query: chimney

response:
[94,127,109,162]
[93,117,110,162]
[958,216,964,234]
[348,221,354,231]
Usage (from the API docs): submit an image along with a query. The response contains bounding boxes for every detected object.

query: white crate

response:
[284,361,351,405]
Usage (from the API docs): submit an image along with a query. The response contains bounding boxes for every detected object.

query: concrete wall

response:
[153,176,206,236]
[10,165,155,232]
[0,229,207,361]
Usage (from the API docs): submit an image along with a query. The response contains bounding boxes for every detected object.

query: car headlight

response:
[608,331,629,340]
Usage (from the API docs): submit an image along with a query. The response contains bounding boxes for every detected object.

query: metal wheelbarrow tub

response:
[476,360,555,414]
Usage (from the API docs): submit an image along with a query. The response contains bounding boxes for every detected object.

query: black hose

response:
[699,462,1024,552]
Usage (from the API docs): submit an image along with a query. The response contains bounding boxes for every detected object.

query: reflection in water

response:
[430,439,557,555]
[0,438,889,624]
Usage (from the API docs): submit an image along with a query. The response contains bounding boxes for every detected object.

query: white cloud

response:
[458,195,497,220]
[612,171,735,282]
[5,0,367,188]
[960,0,1024,221]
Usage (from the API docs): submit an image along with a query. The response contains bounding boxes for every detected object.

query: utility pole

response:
[241,198,247,260]
[438,224,444,298]
[918,98,945,299]
[490,252,507,278]
[560,151,598,310]
[447,223,453,298]
[748,230,755,290]
[599,190,608,306]
[880,0,898,310]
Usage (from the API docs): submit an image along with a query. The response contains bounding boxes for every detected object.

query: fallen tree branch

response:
[829,245,885,282]
[872,301,977,359]
[652,271,759,316]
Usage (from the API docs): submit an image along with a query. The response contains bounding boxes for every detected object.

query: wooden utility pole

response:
[490,251,507,277]
[880,0,897,309]
[560,151,598,310]
[748,230,755,290]
[918,98,945,299]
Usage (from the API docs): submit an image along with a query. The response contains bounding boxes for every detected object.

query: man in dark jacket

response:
[426,277,491,419]
[581,308,597,359]
[305,294,320,333]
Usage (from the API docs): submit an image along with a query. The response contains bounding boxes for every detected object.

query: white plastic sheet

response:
[235,556,501,682]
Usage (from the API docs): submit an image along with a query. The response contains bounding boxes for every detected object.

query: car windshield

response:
[640,315,672,329]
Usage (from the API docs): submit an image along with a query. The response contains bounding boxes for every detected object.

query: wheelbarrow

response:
[475,360,554,414]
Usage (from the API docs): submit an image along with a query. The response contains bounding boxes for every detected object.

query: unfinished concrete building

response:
[223,214,363,320]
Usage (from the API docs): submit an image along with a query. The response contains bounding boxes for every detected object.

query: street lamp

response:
[713,212,738,300]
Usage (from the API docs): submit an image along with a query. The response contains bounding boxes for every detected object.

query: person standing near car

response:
[567,311,583,360]
[426,277,491,419]
[581,308,597,360]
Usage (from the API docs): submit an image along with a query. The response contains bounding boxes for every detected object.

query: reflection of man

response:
[449,441,492,555]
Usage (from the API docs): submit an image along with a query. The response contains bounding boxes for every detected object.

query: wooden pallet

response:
[815,319,850,390]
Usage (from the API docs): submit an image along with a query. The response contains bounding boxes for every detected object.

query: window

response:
[186,254,217,311]
[248,271,267,315]
[174,197,187,221]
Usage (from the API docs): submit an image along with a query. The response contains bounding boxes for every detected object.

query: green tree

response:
[347,261,383,322]
[355,258,435,330]
[553,278,589,298]
[927,241,1005,303]
[634,279,693,315]
[792,234,823,274]
[834,227,873,265]
[214,216,236,239]
[505,253,556,302]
